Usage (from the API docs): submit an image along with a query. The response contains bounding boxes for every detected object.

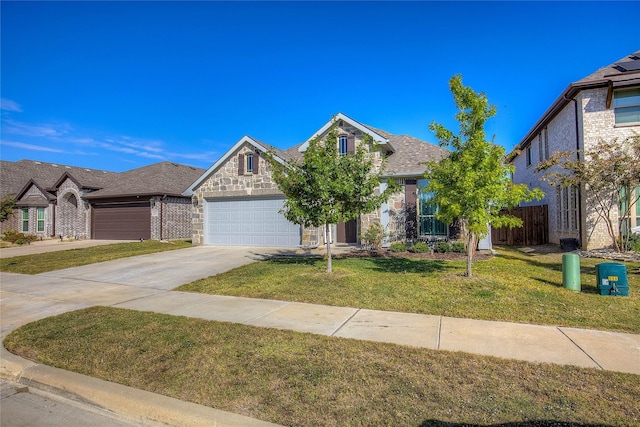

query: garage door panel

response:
[93,203,151,240]
[205,198,300,247]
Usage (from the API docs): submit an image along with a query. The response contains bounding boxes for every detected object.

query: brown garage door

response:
[92,202,151,240]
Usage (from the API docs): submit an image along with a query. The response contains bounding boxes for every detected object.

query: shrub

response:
[627,233,640,253]
[451,241,466,253]
[410,241,431,253]
[433,241,451,253]
[360,222,386,250]
[2,230,38,245]
[389,242,407,253]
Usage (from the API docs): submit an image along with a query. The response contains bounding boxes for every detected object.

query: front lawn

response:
[5,306,639,427]
[0,240,192,274]
[177,246,640,333]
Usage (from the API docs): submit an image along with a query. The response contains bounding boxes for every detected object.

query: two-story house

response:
[508,50,640,250]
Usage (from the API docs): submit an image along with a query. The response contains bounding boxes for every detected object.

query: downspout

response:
[564,93,583,248]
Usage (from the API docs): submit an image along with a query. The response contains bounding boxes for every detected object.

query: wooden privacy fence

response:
[491,205,548,246]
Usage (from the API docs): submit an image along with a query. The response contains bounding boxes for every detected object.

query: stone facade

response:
[190,122,421,247]
[512,86,640,250]
[191,143,284,245]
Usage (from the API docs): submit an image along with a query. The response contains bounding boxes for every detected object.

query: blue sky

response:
[1,1,639,172]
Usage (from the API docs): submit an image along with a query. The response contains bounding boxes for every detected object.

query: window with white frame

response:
[338,135,348,156]
[22,209,29,232]
[556,186,579,231]
[526,145,533,167]
[245,153,254,173]
[37,207,45,232]
[538,127,549,162]
[613,88,640,125]
[620,185,640,233]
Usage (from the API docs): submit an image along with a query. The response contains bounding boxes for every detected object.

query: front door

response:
[337,219,358,244]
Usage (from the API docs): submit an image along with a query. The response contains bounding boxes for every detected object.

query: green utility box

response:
[595,263,629,296]
[562,253,581,292]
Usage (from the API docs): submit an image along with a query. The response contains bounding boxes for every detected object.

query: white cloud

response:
[2,119,70,137]
[1,140,65,153]
[116,136,165,153]
[0,99,23,113]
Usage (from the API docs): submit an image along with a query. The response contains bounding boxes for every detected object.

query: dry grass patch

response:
[5,307,638,426]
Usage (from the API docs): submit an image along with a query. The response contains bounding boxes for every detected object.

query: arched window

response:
[64,193,78,208]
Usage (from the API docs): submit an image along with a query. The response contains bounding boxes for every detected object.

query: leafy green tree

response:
[536,135,640,252]
[266,123,397,272]
[425,75,543,277]
[1,195,16,222]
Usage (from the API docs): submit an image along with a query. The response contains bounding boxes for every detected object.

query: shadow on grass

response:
[367,257,449,274]
[497,252,564,273]
[420,421,613,427]
[265,256,321,266]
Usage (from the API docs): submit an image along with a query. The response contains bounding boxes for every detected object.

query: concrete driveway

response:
[1,244,639,426]
[1,246,282,332]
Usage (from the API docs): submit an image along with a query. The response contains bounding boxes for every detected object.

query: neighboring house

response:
[185,113,449,247]
[508,50,640,250]
[1,160,205,241]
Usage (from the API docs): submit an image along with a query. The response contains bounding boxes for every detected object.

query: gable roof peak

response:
[298,112,394,152]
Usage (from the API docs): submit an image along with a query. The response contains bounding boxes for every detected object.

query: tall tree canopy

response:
[1,195,16,223]
[266,123,397,272]
[425,75,543,277]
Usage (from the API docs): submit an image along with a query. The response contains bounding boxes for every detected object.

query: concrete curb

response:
[1,344,281,427]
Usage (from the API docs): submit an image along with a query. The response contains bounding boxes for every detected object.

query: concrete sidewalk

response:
[1,246,639,426]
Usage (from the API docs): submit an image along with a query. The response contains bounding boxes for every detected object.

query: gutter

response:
[509,74,640,158]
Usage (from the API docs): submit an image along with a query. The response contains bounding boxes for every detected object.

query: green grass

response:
[177,246,640,333]
[5,306,639,427]
[0,240,192,274]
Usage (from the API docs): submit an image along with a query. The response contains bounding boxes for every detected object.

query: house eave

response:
[508,73,640,162]
[183,136,287,197]
[298,112,393,153]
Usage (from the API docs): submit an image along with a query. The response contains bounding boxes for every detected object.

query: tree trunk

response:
[325,222,333,273]
[466,232,477,277]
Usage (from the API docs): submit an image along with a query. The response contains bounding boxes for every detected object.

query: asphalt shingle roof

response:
[1,160,205,201]
[0,160,115,199]
[272,124,448,177]
[83,162,205,199]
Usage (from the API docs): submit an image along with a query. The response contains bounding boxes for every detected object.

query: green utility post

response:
[562,253,581,292]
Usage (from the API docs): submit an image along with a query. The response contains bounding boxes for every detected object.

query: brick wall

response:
[151,196,193,240]
[512,87,640,250]
[56,178,91,239]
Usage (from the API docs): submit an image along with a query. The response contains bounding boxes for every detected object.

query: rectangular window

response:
[417,180,448,238]
[338,135,348,156]
[245,153,253,173]
[543,128,549,160]
[37,207,45,232]
[526,146,533,166]
[22,209,29,232]
[613,88,640,125]
[620,185,640,236]
[538,134,543,162]
[557,186,579,232]
[538,128,549,162]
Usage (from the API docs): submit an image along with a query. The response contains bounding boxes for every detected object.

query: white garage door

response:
[204,198,301,247]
